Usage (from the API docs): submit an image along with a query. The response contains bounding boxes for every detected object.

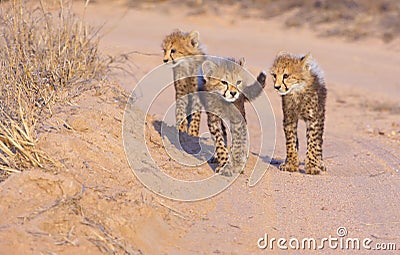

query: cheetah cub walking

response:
[200,57,266,175]
[271,52,327,175]
[162,30,205,136]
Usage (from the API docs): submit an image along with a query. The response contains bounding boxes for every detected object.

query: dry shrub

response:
[0,0,113,179]
[136,0,400,42]
[361,100,400,115]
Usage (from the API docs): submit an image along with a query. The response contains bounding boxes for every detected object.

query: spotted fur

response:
[200,57,266,175]
[271,52,327,175]
[161,30,205,136]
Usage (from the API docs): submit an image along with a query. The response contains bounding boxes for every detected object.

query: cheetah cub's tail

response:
[243,70,267,101]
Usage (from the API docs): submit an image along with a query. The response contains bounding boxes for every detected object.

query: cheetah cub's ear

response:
[189,30,200,48]
[239,57,246,66]
[202,60,217,81]
[301,53,312,71]
[238,57,246,67]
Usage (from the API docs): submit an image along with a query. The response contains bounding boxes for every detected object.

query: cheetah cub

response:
[200,57,266,175]
[162,30,205,136]
[271,52,327,175]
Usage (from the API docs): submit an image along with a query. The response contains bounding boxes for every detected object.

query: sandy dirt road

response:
[79,2,400,254]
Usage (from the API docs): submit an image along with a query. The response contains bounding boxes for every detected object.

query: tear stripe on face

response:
[277,82,306,96]
[167,59,184,68]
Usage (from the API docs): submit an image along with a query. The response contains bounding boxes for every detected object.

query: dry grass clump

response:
[0,0,113,179]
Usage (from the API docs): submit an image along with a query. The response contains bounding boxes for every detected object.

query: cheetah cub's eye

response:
[271,73,277,80]
[221,80,228,86]
[170,48,176,54]
[236,80,242,86]
[283,73,289,79]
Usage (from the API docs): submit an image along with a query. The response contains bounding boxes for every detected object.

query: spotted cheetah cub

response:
[271,52,327,175]
[162,30,205,136]
[200,57,266,175]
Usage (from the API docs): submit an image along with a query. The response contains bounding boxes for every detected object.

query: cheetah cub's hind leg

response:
[305,117,326,175]
[187,79,202,136]
[174,78,190,133]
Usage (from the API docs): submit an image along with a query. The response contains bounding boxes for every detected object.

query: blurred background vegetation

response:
[119,0,400,42]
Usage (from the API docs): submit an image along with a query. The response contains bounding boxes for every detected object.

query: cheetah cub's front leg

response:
[231,121,247,173]
[207,113,229,174]
[279,119,299,172]
[175,81,189,133]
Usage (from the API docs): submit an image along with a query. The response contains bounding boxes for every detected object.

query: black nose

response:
[274,85,281,90]
[230,91,237,97]
[163,59,168,63]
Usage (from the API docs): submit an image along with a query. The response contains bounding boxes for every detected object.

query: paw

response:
[218,163,241,177]
[215,164,230,175]
[257,71,267,88]
[305,161,326,175]
[279,162,299,172]
[215,157,229,175]
[208,155,218,164]
[232,165,245,175]
[213,147,229,171]
[219,168,233,177]
[305,166,321,175]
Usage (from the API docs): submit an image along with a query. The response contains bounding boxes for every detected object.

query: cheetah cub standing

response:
[271,52,327,175]
[162,30,205,136]
[200,57,266,175]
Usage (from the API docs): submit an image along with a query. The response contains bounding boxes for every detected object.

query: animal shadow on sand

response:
[252,152,306,174]
[152,120,220,172]
[153,121,309,174]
